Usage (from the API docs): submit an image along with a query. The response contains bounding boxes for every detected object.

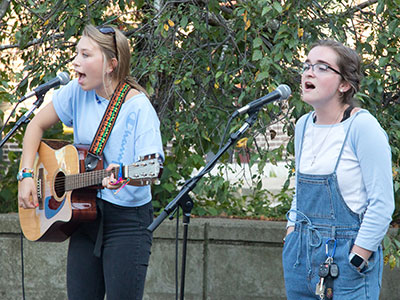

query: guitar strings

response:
[49,160,157,191]
[52,169,116,190]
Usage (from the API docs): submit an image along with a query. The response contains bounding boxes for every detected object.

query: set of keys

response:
[315,257,339,299]
[315,239,339,299]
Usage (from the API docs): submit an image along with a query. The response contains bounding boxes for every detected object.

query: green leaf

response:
[252,50,263,61]
[376,1,385,14]
[262,6,271,16]
[163,183,176,193]
[272,2,283,14]
[118,0,126,11]
[383,235,391,249]
[181,16,188,29]
[394,238,400,249]
[134,0,144,9]
[253,37,263,48]
[256,71,269,82]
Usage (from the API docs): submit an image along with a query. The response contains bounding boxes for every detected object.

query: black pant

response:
[67,199,153,300]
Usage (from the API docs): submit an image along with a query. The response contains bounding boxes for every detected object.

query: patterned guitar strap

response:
[84,81,131,172]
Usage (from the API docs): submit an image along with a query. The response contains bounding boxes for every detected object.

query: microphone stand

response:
[0,94,45,148]
[147,108,261,300]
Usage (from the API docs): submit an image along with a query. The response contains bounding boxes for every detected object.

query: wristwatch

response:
[349,252,368,271]
[17,168,34,181]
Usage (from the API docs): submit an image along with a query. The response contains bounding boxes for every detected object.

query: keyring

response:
[325,238,337,259]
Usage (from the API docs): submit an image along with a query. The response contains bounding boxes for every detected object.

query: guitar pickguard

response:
[44,195,66,219]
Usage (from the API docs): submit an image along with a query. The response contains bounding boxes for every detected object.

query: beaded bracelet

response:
[17,168,34,181]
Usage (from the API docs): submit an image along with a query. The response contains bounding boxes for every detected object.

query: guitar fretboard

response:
[64,168,119,191]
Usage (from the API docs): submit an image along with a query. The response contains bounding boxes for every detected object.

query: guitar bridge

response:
[37,168,44,209]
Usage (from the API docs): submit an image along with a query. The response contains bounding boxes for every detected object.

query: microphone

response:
[233,84,291,117]
[20,72,70,101]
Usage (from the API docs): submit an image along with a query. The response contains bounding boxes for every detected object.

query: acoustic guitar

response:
[18,140,162,242]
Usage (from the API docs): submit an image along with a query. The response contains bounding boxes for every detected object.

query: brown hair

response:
[310,39,362,105]
[82,24,149,97]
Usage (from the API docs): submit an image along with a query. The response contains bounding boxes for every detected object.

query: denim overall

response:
[282,113,383,299]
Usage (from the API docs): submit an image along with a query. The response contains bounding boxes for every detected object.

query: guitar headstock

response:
[125,154,163,186]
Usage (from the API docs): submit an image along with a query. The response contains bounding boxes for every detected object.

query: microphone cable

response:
[218,112,236,152]
[20,231,26,300]
[0,101,22,136]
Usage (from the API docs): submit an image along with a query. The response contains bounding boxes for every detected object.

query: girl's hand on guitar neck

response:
[18,178,39,209]
[102,163,125,190]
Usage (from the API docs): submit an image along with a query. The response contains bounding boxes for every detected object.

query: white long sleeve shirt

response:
[287,109,394,252]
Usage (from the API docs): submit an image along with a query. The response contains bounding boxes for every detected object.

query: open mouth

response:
[75,71,86,84]
[76,71,86,80]
[304,81,315,90]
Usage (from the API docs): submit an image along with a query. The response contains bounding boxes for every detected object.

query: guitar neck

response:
[63,155,161,191]
[65,168,120,191]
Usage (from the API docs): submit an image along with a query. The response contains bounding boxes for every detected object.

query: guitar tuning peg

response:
[154,179,161,185]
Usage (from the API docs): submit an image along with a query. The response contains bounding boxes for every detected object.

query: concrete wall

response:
[1,213,399,299]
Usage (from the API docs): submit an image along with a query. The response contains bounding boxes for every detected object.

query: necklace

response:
[310,109,344,166]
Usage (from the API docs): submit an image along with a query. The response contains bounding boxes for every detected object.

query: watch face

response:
[350,254,364,268]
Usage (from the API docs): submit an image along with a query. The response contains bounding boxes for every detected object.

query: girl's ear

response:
[339,81,351,93]
[107,58,118,74]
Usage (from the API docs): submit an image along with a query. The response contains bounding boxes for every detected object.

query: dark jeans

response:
[67,199,153,300]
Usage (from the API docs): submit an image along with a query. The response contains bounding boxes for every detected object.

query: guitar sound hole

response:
[54,172,66,198]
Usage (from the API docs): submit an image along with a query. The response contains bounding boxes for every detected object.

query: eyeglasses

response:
[97,26,118,61]
[301,62,343,78]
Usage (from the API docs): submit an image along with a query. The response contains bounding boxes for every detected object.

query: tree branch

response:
[0,0,10,20]
[355,0,378,11]
[85,0,91,23]
[338,0,378,17]
[0,33,67,50]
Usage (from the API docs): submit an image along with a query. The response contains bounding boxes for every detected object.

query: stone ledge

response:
[1,213,400,300]
[1,213,287,242]
[0,213,21,234]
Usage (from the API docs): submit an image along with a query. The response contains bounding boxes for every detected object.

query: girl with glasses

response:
[17,24,164,299]
[282,40,394,299]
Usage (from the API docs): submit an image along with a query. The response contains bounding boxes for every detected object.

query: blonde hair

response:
[82,24,149,97]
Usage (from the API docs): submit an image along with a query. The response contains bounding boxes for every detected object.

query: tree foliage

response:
[1,0,400,264]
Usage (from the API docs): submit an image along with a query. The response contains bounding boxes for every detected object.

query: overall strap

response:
[297,112,313,170]
[333,112,359,172]
[85,81,131,172]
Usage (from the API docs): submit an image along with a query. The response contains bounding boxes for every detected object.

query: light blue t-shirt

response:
[52,79,164,207]
[288,109,394,252]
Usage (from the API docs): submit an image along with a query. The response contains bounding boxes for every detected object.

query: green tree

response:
[1,0,400,266]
